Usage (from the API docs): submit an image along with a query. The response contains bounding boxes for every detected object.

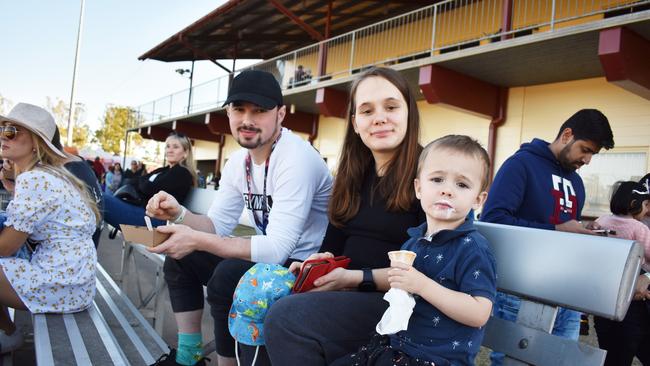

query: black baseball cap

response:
[222,70,283,110]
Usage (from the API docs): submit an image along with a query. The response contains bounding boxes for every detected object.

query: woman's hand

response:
[288,252,334,275]
[311,267,358,292]
[388,262,429,295]
[145,191,181,220]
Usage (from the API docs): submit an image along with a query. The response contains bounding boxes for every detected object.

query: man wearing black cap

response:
[145,70,332,366]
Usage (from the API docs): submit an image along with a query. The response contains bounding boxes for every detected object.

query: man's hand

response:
[388,262,430,295]
[147,224,199,259]
[633,274,650,301]
[145,191,181,221]
[555,220,595,235]
[288,252,334,275]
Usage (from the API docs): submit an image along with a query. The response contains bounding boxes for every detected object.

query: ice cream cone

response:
[388,250,417,266]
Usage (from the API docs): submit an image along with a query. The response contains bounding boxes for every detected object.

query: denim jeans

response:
[103,192,165,228]
[0,211,31,260]
[489,292,581,366]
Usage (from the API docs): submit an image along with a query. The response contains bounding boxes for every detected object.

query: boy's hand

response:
[388,262,429,295]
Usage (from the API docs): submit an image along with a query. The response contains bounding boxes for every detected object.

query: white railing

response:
[132,0,650,126]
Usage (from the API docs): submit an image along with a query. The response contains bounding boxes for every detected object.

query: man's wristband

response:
[173,206,187,224]
[644,272,650,281]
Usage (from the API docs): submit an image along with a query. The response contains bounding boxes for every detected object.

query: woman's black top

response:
[138,165,193,206]
[320,171,425,270]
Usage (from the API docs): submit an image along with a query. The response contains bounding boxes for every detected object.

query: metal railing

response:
[132,0,650,126]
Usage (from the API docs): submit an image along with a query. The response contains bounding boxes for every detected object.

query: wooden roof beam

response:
[267,0,324,41]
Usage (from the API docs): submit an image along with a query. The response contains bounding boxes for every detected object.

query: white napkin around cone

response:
[376,288,416,334]
[376,250,418,335]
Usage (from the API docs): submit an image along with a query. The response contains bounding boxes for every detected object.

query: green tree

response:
[45,97,90,147]
[95,105,142,155]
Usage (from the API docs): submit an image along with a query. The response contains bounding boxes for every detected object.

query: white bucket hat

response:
[0,103,66,158]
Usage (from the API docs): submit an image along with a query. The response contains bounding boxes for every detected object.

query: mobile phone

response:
[592,229,616,235]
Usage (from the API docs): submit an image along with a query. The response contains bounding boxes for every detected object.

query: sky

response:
[0,0,254,132]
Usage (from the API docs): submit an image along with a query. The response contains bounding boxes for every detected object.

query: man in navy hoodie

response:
[482,109,614,366]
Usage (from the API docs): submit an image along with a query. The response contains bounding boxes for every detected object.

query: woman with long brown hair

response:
[262,67,425,366]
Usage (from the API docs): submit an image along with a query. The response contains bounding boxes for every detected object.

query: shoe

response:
[579,314,589,336]
[150,348,208,366]
[0,329,24,354]
[109,227,119,240]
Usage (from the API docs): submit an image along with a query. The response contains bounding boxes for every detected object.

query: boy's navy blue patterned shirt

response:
[389,216,497,365]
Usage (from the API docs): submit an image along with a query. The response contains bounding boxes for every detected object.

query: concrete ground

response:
[6,228,643,365]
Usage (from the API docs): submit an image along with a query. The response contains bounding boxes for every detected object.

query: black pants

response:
[594,300,650,366]
[164,252,255,357]
[164,252,296,359]
[264,291,388,366]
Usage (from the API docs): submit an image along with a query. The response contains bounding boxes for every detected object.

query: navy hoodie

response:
[481,138,585,230]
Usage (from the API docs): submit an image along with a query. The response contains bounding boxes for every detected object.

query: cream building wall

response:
[192,140,220,161]
[212,77,647,217]
[495,77,650,171]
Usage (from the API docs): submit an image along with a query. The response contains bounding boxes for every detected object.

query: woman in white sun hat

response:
[0,103,100,354]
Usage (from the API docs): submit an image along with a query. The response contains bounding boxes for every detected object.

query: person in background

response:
[0,103,99,354]
[121,160,140,188]
[481,109,615,365]
[593,180,650,366]
[196,169,206,188]
[137,161,146,176]
[265,67,424,366]
[103,132,197,228]
[92,156,105,180]
[639,174,650,228]
[108,163,123,193]
[105,165,115,193]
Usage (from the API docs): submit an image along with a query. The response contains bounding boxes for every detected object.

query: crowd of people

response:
[0,68,648,366]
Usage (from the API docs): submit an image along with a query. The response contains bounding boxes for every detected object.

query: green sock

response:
[176,332,203,366]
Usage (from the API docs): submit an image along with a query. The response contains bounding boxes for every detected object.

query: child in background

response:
[332,135,497,366]
[593,180,650,366]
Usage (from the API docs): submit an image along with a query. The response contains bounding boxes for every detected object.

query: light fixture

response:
[175,68,191,77]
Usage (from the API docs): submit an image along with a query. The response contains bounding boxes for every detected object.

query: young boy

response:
[332,135,497,366]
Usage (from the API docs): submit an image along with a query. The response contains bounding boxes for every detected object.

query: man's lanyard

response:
[244,130,282,234]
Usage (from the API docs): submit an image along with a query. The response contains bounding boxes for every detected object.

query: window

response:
[579,151,648,218]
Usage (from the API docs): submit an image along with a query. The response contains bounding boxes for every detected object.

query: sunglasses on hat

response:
[0,126,22,140]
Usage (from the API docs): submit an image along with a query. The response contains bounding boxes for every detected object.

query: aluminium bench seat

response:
[476,221,643,366]
[33,264,168,365]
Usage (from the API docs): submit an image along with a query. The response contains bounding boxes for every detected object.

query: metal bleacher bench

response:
[118,187,223,334]
[32,264,168,365]
[476,221,643,366]
[110,186,642,366]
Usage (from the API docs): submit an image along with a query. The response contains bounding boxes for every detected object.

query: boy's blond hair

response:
[417,135,491,191]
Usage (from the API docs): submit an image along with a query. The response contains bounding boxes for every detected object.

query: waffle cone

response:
[388,250,417,266]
